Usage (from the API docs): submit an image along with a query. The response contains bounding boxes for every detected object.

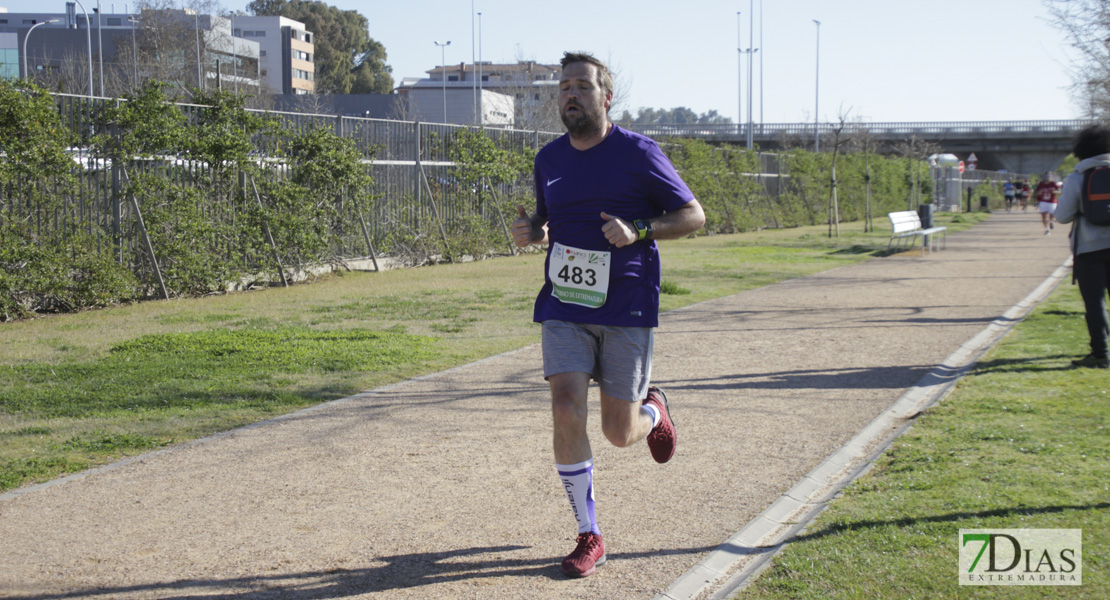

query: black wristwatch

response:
[633,219,654,241]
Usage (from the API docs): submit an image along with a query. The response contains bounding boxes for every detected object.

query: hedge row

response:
[2,79,937,321]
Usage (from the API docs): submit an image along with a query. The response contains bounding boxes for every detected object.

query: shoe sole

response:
[563,554,606,578]
[647,387,675,463]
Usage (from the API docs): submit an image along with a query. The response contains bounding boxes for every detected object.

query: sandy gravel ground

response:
[0,213,1071,600]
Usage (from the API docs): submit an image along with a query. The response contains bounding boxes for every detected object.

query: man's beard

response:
[561,103,605,137]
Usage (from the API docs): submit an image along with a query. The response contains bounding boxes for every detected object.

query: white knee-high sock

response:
[556,459,600,535]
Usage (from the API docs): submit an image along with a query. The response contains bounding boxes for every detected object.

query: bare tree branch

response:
[1044,0,1110,119]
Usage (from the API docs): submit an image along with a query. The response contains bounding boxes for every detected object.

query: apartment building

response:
[230,15,314,95]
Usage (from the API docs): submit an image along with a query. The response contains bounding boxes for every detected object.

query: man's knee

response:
[549,373,589,429]
[552,394,587,429]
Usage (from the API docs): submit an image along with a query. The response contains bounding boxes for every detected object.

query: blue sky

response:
[1,0,1082,123]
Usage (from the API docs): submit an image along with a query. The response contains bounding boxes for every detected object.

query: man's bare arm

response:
[649,199,706,240]
[600,199,706,248]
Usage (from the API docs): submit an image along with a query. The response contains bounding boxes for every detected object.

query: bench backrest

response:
[888,210,922,234]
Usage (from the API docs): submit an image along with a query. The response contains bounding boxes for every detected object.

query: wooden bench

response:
[887,210,947,256]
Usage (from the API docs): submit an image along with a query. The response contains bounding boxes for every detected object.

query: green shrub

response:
[0,223,139,320]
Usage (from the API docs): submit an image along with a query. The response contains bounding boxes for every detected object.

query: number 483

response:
[557,265,597,286]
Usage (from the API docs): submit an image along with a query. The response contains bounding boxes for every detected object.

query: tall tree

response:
[247,0,393,94]
[1044,0,1110,119]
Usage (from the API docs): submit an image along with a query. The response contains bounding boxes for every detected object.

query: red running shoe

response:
[644,386,676,463]
[562,532,606,578]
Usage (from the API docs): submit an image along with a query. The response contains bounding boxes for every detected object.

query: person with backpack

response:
[1035,172,1061,235]
[1056,124,1110,369]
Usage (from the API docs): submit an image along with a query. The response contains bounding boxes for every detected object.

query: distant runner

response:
[1018,179,1032,211]
[1035,173,1059,235]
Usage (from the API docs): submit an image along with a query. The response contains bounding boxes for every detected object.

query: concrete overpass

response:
[625,120,1098,175]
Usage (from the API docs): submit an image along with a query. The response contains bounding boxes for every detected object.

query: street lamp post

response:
[232,37,237,93]
[128,17,139,85]
[746,48,758,149]
[96,0,104,97]
[434,40,451,123]
[759,0,763,134]
[71,0,95,97]
[736,12,742,138]
[746,0,757,149]
[471,0,476,124]
[477,13,483,126]
[195,11,203,89]
[22,19,59,79]
[813,19,821,152]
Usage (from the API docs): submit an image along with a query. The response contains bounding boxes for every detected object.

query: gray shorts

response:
[541,320,653,402]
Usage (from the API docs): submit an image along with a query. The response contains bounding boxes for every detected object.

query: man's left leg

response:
[594,325,677,463]
[600,387,676,463]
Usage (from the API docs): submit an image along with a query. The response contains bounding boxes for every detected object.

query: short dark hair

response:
[1072,124,1110,160]
[560,51,614,101]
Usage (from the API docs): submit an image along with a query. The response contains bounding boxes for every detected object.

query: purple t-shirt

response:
[532,126,696,328]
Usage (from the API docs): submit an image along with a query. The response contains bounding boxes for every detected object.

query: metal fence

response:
[5,93,1021,276]
[626,119,1098,141]
[11,93,563,270]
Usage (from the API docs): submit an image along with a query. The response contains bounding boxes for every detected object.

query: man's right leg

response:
[550,372,593,465]
[549,372,606,577]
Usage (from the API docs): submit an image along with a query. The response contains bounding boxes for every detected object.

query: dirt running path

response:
[0,213,1071,599]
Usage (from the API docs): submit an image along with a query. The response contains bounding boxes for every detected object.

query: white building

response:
[396,60,559,128]
[397,80,514,126]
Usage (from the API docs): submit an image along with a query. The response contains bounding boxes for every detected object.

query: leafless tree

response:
[290,93,336,115]
[1044,0,1110,119]
[387,95,419,122]
[33,49,91,96]
[37,0,230,100]
[604,54,632,122]
[825,108,855,237]
[500,49,630,133]
[135,1,210,93]
[892,135,943,210]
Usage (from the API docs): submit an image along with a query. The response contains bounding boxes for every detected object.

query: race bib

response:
[548,242,611,309]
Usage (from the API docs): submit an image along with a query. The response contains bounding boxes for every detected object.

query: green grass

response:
[2,327,439,419]
[0,213,986,492]
[739,282,1108,599]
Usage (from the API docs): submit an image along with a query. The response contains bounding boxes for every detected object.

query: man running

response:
[511,51,705,578]
[1035,173,1060,235]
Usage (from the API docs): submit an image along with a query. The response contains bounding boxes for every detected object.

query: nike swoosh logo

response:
[547,177,562,186]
